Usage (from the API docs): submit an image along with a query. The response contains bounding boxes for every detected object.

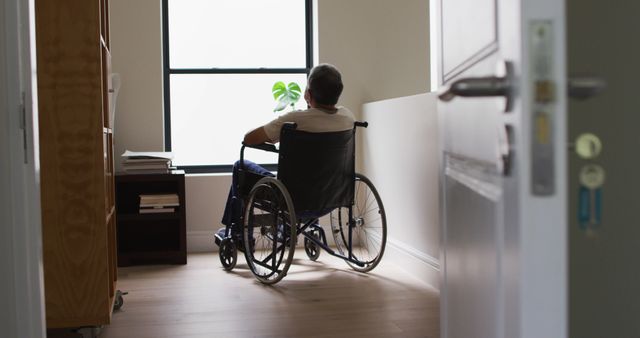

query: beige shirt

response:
[263,106,356,142]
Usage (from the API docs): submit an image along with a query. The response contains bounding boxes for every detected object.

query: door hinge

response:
[19,91,28,164]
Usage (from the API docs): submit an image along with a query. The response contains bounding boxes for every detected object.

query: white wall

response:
[362,93,440,288]
[110,0,433,261]
[110,0,164,164]
[317,0,430,118]
[183,174,230,251]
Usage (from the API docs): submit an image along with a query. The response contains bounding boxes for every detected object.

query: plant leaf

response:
[287,82,301,95]
[272,81,302,112]
[272,81,287,100]
[273,98,291,112]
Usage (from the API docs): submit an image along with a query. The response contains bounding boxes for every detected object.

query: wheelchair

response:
[214,121,387,284]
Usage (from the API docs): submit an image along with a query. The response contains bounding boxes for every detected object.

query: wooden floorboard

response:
[98,251,440,338]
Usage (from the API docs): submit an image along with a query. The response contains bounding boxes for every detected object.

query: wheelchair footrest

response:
[214,227,227,247]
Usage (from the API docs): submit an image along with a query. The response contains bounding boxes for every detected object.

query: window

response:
[162,0,313,172]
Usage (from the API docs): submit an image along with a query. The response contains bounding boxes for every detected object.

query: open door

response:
[0,0,46,337]
[434,0,567,337]
[567,1,640,337]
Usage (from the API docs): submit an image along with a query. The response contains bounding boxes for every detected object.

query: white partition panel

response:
[361,93,440,288]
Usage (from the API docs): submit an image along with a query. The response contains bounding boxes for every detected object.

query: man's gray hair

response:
[307,63,343,105]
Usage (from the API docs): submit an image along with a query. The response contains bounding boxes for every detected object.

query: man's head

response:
[306,63,343,106]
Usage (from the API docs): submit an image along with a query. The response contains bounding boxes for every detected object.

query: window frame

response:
[161,0,314,173]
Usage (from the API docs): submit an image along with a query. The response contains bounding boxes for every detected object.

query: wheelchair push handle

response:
[354,121,368,128]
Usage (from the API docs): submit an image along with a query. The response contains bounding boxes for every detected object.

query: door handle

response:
[568,76,606,100]
[438,61,515,112]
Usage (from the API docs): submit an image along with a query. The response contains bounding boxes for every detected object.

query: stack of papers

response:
[122,150,175,173]
[139,193,179,214]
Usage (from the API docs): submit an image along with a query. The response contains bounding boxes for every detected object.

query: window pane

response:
[170,74,308,166]
[168,0,307,69]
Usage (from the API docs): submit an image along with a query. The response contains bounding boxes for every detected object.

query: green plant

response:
[272,81,302,112]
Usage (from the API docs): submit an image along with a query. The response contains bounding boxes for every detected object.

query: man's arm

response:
[243,126,272,145]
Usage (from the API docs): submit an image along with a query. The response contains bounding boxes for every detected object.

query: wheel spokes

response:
[330,174,387,272]
[243,178,296,284]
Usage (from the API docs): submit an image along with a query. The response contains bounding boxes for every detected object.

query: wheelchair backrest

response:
[277,123,355,214]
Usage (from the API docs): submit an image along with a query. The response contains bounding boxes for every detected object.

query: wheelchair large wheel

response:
[330,173,387,272]
[243,177,297,284]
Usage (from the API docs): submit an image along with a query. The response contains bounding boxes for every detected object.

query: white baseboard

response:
[382,237,441,291]
[187,230,217,253]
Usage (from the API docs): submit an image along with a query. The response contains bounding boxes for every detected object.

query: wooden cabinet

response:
[115,172,187,266]
[36,0,117,329]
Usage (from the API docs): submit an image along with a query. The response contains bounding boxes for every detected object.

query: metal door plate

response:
[530,20,557,196]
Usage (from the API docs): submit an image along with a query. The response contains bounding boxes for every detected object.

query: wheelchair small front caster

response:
[75,326,103,338]
[219,238,238,270]
[304,235,320,261]
[114,289,128,311]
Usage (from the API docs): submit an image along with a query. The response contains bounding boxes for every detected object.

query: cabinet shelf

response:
[115,171,186,267]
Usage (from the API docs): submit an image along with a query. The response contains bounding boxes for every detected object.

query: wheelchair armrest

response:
[242,142,279,153]
[239,143,279,167]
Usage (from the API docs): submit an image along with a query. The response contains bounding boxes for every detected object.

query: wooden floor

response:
[98,251,440,338]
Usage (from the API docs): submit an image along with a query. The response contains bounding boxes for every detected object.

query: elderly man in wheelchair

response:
[214,64,387,284]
